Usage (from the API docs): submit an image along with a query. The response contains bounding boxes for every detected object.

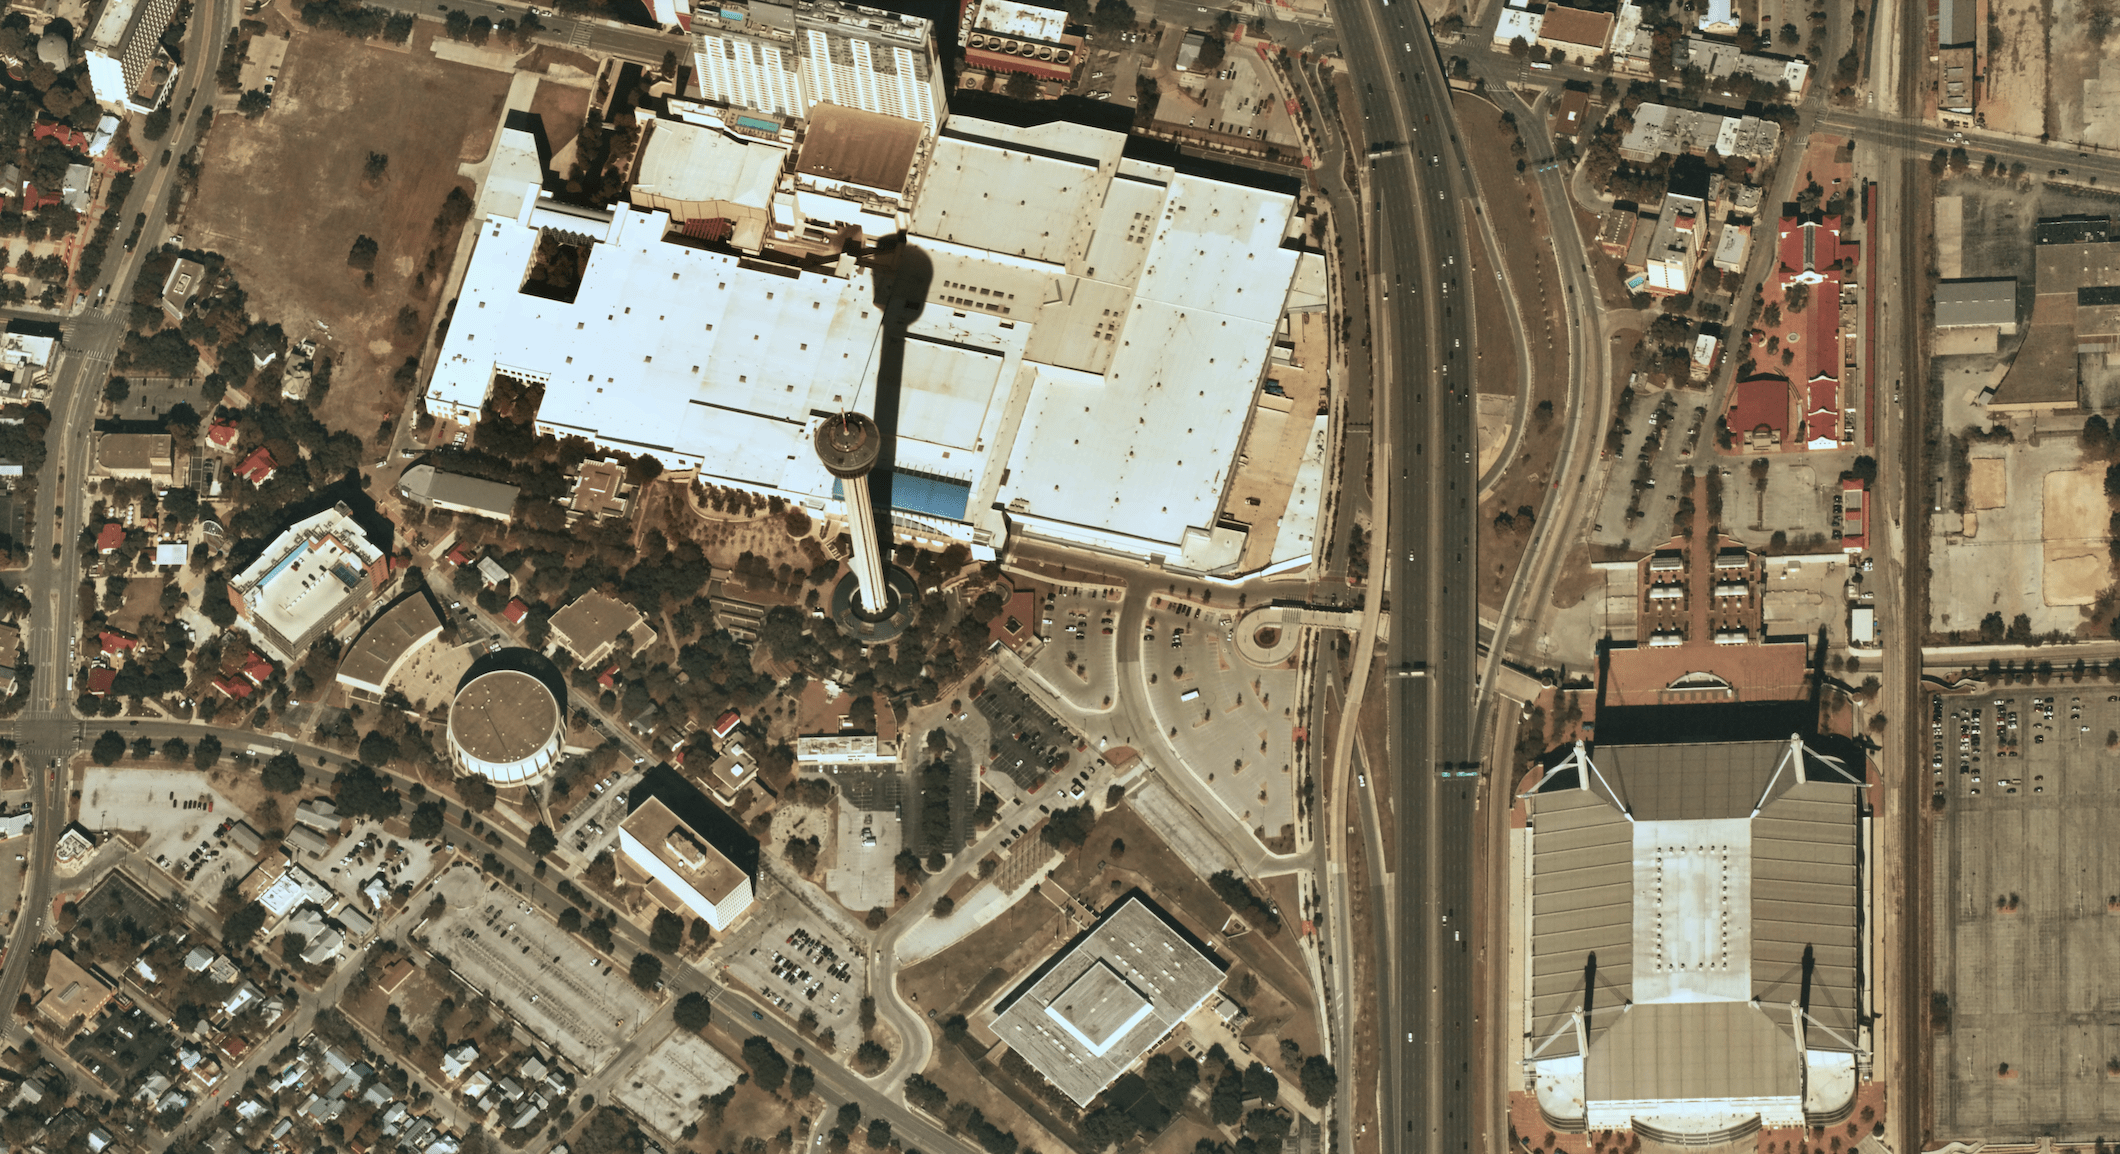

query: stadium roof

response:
[1523,725,1864,1123]
[991,892,1226,1106]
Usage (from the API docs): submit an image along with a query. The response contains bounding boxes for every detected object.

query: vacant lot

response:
[187,23,511,435]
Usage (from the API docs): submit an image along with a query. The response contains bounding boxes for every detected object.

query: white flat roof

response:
[632,119,785,212]
[969,0,1068,41]
[231,506,382,657]
[428,114,1302,561]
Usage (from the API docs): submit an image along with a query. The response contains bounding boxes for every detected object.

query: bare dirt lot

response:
[186,24,512,436]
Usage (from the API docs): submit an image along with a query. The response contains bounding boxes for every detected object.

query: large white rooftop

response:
[427,115,1304,566]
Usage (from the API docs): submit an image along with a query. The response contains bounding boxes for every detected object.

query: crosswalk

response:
[566,20,592,49]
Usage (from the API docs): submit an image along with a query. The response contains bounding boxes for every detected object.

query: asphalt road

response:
[1328,7,1480,1154]
[0,0,238,1044]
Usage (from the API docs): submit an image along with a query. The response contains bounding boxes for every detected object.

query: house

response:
[94,522,125,553]
[205,421,239,451]
[85,667,117,695]
[98,630,138,656]
[501,598,529,625]
[211,676,253,700]
[441,1042,480,1082]
[235,447,276,486]
[476,556,510,587]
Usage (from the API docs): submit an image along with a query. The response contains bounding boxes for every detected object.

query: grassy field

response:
[186,21,510,439]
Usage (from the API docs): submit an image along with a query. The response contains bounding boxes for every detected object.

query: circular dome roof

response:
[447,669,562,784]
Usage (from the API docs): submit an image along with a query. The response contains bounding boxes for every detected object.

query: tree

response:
[743,1036,790,1094]
[408,801,446,840]
[1209,1069,1246,1124]
[558,906,583,933]
[332,762,401,819]
[91,730,125,765]
[142,106,172,141]
[527,823,558,857]
[674,991,713,1031]
[357,729,399,766]
[237,88,270,117]
[1242,1061,1279,1102]
[161,737,190,763]
[192,734,222,770]
[104,376,130,403]
[459,776,497,811]
[261,752,305,793]
[1004,71,1039,99]
[363,151,388,180]
[1299,1055,1339,1106]
[866,1120,892,1149]
[347,234,379,270]
[853,1039,891,1075]
[628,951,663,989]
[865,906,887,929]
[222,901,268,949]
[790,1064,816,1099]
[1041,803,1096,849]
[649,909,685,953]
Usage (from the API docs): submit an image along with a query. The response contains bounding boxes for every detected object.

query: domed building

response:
[446,669,562,784]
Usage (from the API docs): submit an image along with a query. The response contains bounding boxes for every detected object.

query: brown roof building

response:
[39,950,115,1031]
[549,591,657,667]
[1538,5,1614,62]
[89,432,174,484]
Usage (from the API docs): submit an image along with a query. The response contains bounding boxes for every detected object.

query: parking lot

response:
[1141,602,1299,845]
[717,887,866,1057]
[1027,588,1123,715]
[78,768,242,895]
[973,679,1077,794]
[423,864,655,1075]
[1929,687,2120,1138]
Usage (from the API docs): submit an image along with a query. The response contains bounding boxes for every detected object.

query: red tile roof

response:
[235,447,276,485]
[241,656,275,685]
[446,548,470,567]
[98,631,137,655]
[206,422,239,449]
[212,676,253,700]
[597,664,619,689]
[712,710,741,738]
[84,668,116,695]
[20,184,58,211]
[501,598,528,625]
[94,523,125,552]
[1803,375,1840,444]
[1727,377,1789,443]
[32,122,87,150]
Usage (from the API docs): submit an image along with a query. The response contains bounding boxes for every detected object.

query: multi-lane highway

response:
[1329,5,1482,1153]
